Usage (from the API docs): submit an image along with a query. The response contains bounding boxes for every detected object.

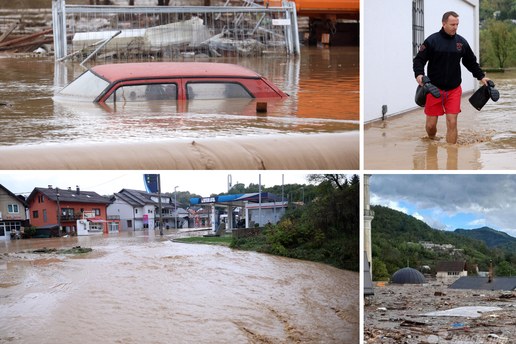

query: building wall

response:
[29,192,108,228]
[107,198,137,231]
[436,271,468,279]
[364,0,480,123]
[29,192,59,227]
[0,188,27,222]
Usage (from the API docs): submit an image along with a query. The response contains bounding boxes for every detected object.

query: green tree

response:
[372,257,390,281]
[496,260,516,276]
[488,20,516,68]
[480,0,498,21]
[307,174,350,193]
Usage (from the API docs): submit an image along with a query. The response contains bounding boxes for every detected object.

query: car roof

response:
[91,62,262,82]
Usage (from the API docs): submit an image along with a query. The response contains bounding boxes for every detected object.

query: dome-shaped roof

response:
[391,267,425,284]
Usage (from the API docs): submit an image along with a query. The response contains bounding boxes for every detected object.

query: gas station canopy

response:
[190,192,286,208]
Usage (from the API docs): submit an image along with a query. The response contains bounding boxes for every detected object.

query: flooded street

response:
[0,47,358,146]
[0,231,358,343]
[0,47,358,169]
[364,70,516,170]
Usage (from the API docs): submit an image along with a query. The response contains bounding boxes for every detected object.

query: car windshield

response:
[56,70,110,102]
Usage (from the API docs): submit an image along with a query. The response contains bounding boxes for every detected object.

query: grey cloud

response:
[370,174,516,229]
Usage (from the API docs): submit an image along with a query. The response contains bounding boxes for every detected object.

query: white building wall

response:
[364,0,480,123]
[107,198,137,231]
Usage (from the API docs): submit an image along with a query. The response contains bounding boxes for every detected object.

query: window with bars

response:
[412,0,424,58]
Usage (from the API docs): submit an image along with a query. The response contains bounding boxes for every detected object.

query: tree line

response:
[480,0,516,68]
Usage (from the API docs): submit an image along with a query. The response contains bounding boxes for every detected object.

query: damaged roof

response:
[449,277,516,291]
[436,261,467,272]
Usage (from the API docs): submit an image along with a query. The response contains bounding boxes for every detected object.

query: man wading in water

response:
[413,11,490,144]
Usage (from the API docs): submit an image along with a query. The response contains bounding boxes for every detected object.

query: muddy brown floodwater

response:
[0,46,358,169]
[365,70,516,170]
[0,230,358,343]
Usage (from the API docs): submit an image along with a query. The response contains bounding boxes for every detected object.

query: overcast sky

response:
[370,174,516,237]
[0,171,313,198]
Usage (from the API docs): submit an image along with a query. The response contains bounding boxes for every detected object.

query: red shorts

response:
[425,85,462,116]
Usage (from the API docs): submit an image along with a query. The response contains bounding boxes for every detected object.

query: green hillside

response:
[371,205,495,279]
[455,227,516,249]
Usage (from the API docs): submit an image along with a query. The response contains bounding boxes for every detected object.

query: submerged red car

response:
[55,62,288,102]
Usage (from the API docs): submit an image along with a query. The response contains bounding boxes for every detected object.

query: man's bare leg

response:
[446,113,458,144]
[426,116,438,139]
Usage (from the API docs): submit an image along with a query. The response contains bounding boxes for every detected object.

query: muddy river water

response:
[0,231,358,343]
[0,46,358,169]
[365,70,516,170]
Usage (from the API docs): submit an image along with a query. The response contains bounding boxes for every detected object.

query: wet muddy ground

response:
[364,283,516,344]
[364,70,516,170]
[0,230,358,343]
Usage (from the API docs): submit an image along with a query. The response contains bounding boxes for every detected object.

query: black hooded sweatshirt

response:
[413,28,485,91]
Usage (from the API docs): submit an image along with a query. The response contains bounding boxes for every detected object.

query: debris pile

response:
[0,7,54,55]
[364,283,516,343]
[31,246,93,254]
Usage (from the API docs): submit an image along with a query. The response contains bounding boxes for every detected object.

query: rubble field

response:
[364,283,516,344]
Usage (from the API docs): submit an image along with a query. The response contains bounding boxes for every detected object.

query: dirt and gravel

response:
[364,282,516,344]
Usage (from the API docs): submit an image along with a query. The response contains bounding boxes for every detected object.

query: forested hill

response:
[371,205,493,276]
[455,227,516,250]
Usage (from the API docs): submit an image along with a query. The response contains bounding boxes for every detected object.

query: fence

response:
[52,0,300,62]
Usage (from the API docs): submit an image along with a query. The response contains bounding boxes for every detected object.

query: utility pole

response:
[158,174,163,236]
[174,186,178,234]
[258,174,262,227]
[56,187,61,237]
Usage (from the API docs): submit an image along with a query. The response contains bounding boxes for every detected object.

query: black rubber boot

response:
[487,80,500,102]
[422,76,441,98]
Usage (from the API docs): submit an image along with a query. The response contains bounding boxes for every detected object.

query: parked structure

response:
[27,186,114,235]
[436,260,468,281]
[364,0,480,123]
[0,184,30,241]
[108,189,188,231]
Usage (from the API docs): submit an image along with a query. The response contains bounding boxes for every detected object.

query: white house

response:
[107,189,187,231]
[364,0,480,123]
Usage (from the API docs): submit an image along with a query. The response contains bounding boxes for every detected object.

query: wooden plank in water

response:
[0,22,19,44]
[0,28,52,48]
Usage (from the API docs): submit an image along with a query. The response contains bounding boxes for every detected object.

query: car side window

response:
[186,82,252,100]
[106,83,177,102]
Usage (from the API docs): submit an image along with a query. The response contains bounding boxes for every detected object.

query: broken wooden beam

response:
[20,36,46,53]
[0,22,19,45]
[0,28,53,48]
[0,37,53,51]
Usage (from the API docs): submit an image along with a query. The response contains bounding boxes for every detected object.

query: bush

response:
[26,226,37,238]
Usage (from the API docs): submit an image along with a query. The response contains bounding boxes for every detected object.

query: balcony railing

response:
[60,214,82,221]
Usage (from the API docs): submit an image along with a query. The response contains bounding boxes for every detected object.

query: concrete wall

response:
[364,0,480,123]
